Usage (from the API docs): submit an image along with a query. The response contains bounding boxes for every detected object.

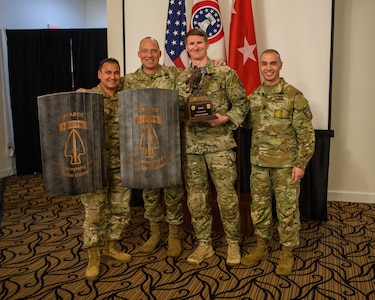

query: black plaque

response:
[37,92,106,197]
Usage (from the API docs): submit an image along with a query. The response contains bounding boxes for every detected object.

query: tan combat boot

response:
[103,241,132,262]
[139,221,161,253]
[227,241,241,266]
[168,224,182,257]
[85,246,100,281]
[187,240,215,265]
[275,246,294,276]
[241,237,269,266]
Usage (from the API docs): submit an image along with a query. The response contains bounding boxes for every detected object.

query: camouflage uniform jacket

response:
[122,64,183,90]
[177,58,249,154]
[90,84,121,171]
[248,78,315,170]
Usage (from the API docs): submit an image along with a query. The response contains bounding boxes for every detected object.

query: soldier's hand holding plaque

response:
[185,66,217,123]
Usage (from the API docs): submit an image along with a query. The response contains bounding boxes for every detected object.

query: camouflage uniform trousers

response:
[184,150,240,244]
[80,169,131,248]
[250,164,301,248]
[142,184,184,225]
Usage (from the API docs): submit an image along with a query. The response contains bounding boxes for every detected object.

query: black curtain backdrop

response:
[239,129,334,221]
[6,29,107,175]
[299,130,334,221]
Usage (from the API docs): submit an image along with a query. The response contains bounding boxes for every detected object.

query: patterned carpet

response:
[0,174,374,300]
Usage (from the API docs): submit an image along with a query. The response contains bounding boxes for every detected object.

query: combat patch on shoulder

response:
[304,105,313,119]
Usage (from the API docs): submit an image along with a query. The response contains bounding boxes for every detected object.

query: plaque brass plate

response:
[185,96,217,122]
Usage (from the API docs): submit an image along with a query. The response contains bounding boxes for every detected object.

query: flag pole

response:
[70,38,75,91]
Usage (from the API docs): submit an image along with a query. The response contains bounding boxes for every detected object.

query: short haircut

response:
[139,37,160,50]
[185,28,208,43]
[261,49,281,61]
[98,58,120,70]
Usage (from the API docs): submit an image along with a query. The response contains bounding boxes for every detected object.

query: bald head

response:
[138,37,162,74]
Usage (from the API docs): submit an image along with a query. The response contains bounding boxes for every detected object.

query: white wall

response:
[107,0,124,74]
[114,0,331,130]
[0,0,106,177]
[86,0,107,28]
[0,30,13,177]
[0,0,86,29]
[0,0,106,29]
[107,0,375,203]
[328,0,375,203]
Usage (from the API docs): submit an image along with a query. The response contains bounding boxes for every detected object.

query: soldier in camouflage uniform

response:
[80,58,132,281]
[122,37,185,257]
[176,28,249,266]
[241,49,315,276]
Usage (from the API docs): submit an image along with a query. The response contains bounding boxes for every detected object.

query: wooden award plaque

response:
[185,95,217,122]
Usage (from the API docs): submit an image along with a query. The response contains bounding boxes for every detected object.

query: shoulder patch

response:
[304,105,313,119]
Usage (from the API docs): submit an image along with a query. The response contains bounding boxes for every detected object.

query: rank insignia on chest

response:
[274,109,282,118]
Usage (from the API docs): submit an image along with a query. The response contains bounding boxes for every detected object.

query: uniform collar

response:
[259,77,286,94]
[189,58,215,75]
[138,64,168,79]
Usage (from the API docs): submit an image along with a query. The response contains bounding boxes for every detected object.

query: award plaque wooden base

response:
[185,95,217,122]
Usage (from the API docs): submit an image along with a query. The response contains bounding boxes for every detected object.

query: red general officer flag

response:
[164,0,189,68]
[190,0,226,62]
[228,0,260,96]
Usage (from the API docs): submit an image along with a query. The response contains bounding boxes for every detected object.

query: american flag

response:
[164,0,189,68]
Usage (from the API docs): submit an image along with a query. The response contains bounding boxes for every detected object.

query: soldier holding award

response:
[177,28,249,266]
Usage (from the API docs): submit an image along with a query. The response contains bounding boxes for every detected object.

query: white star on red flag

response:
[228,0,260,96]
[238,36,257,65]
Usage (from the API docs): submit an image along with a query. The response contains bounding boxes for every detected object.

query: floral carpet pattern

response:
[0,174,374,300]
